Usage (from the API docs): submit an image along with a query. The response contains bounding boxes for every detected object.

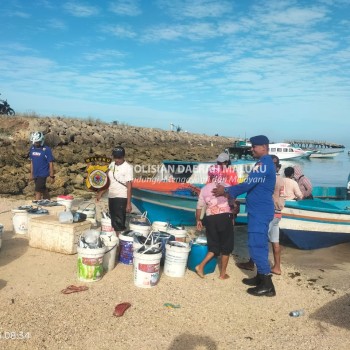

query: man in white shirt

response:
[97,146,133,233]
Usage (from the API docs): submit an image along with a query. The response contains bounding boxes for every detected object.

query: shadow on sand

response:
[310,294,350,329]
[168,332,218,350]
[0,279,7,290]
[0,229,29,268]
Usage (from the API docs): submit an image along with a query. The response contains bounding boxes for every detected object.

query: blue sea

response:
[281,149,350,187]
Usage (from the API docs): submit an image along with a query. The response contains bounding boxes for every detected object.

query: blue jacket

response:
[226,155,275,218]
[29,145,54,178]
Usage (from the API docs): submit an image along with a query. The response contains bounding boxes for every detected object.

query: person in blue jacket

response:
[29,131,55,200]
[213,135,276,297]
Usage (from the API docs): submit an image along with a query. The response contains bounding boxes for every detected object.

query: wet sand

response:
[0,198,350,350]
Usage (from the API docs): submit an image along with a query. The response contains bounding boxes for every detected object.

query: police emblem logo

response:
[85,156,111,191]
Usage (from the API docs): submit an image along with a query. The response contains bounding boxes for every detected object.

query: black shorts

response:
[204,212,234,256]
[108,197,127,231]
[34,177,47,193]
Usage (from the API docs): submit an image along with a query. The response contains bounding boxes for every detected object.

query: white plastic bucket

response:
[101,235,119,272]
[12,209,28,235]
[133,248,162,288]
[129,223,151,237]
[152,221,168,231]
[57,195,74,210]
[101,217,115,234]
[164,242,191,277]
[119,231,135,265]
[77,246,106,282]
[0,224,3,250]
[167,228,188,242]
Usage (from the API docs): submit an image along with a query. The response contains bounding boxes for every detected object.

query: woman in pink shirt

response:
[195,165,234,280]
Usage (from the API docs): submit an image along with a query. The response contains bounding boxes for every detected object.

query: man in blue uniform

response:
[213,135,276,296]
[29,131,55,200]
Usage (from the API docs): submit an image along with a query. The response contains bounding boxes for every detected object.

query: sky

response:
[1,0,350,145]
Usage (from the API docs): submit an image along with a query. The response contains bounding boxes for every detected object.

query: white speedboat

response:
[268,143,310,160]
[309,149,343,158]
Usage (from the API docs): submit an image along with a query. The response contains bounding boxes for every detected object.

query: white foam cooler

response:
[28,215,91,254]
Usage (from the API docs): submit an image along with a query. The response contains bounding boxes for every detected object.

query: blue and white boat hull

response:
[280,200,350,249]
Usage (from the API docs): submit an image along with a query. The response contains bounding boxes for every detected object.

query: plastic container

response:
[118,230,135,265]
[133,247,162,288]
[167,227,188,242]
[57,195,74,210]
[152,231,175,265]
[59,210,74,224]
[164,241,191,277]
[101,235,119,272]
[12,209,28,234]
[28,216,92,254]
[100,217,115,235]
[289,309,305,317]
[77,246,106,282]
[0,224,3,250]
[152,221,169,231]
[187,242,217,275]
[129,222,151,237]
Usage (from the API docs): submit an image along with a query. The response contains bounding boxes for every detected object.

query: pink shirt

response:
[196,182,231,216]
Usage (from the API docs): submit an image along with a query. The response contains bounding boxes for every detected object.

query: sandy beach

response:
[0,197,350,350]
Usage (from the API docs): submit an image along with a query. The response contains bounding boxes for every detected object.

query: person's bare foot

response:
[195,265,205,278]
[271,266,281,275]
[219,274,230,280]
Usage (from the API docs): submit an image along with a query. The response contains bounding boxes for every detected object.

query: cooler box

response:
[28,215,91,254]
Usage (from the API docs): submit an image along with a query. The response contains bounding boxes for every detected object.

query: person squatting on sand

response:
[195,164,235,280]
[96,146,133,234]
[236,155,286,276]
[213,135,276,297]
[29,131,55,200]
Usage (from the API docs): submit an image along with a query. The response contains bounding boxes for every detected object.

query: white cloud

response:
[10,11,31,18]
[63,2,99,17]
[109,0,141,16]
[142,22,220,41]
[47,19,67,30]
[158,0,233,19]
[102,24,136,38]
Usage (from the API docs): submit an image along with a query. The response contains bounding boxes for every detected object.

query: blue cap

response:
[250,135,269,145]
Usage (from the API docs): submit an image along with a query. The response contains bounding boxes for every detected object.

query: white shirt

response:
[107,161,133,198]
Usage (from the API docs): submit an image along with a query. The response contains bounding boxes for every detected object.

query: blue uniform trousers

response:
[247,214,272,274]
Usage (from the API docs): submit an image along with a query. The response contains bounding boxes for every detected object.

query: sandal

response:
[61,285,89,294]
[113,302,131,317]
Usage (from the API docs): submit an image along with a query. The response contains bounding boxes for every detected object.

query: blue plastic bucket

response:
[187,243,217,275]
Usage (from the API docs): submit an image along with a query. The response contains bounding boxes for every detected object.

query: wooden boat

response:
[280,199,350,249]
[131,188,247,226]
[132,180,200,194]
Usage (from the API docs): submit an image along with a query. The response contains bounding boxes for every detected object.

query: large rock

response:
[0,115,236,198]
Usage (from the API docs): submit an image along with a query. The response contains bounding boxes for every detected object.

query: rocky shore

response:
[0,115,235,199]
